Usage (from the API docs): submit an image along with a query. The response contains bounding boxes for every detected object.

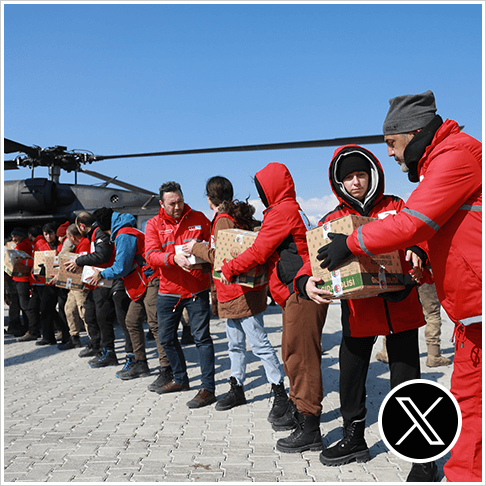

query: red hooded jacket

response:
[346,120,482,327]
[12,237,33,283]
[297,145,427,337]
[221,162,312,308]
[145,203,211,298]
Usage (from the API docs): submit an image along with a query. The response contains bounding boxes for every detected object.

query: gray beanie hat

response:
[383,90,437,135]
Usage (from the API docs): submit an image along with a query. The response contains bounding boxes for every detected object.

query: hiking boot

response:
[147,366,174,393]
[215,376,247,411]
[116,355,151,380]
[79,343,101,358]
[319,417,370,466]
[58,335,82,350]
[157,379,190,394]
[406,461,439,482]
[186,389,217,409]
[271,399,298,431]
[17,331,40,342]
[276,411,323,453]
[268,382,289,423]
[89,348,119,368]
[426,345,452,367]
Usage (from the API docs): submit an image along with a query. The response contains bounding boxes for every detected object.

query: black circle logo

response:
[378,379,461,463]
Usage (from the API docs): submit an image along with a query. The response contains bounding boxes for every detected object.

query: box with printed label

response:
[3,248,31,277]
[81,266,113,288]
[56,252,85,290]
[213,229,267,288]
[305,214,405,299]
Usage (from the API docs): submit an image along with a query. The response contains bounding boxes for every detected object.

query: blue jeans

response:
[226,312,284,386]
[156,290,215,393]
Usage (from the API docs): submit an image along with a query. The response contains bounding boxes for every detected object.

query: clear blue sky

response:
[3,1,484,224]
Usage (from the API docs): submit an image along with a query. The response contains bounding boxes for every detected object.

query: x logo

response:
[396,397,444,446]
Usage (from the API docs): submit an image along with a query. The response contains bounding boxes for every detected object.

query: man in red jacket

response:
[220,163,329,454]
[145,181,216,409]
[319,91,482,482]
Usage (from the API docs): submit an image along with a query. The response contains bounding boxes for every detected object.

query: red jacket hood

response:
[329,144,385,216]
[255,162,297,209]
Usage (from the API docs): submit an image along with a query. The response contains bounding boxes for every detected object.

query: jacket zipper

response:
[383,300,394,334]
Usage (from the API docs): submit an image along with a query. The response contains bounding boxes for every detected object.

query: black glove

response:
[316,233,352,271]
[380,273,418,303]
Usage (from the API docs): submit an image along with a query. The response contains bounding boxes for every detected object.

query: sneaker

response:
[187,389,216,409]
[116,355,151,380]
[268,382,289,423]
[147,366,174,393]
[17,331,40,342]
[157,379,190,394]
[89,348,119,368]
[215,376,246,411]
[79,343,101,358]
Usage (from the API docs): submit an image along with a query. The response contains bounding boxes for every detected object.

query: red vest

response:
[116,227,154,301]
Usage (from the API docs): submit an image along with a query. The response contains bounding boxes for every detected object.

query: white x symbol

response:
[396,397,444,446]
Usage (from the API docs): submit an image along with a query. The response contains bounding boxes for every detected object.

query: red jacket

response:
[299,145,427,337]
[221,162,312,308]
[346,120,482,327]
[145,203,211,297]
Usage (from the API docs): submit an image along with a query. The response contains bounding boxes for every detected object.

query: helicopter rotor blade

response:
[4,138,39,156]
[91,134,385,162]
[4,160,20,170]
[80,168,157,196]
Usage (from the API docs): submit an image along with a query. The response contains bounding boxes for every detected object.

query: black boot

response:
[406,462,439,482]
[215,376,247,411]
[319,417,370,466]
[276,411,323,453]
[271,398,298,431]
[268,382,289,424]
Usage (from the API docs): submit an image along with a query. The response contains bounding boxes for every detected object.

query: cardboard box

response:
[306,215,405,299]
[3,248,31,277]
[56,252,85,290]
[81,266,113,288]
[213,229,267,288]
[33,250,57,276]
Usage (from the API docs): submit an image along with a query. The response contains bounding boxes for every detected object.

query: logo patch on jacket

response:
[188,225,202,231]
[159,229,173,235]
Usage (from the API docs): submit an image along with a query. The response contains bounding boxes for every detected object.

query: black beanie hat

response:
[11,227,27,238]
[92,207,113,231]
[337,154,371,182]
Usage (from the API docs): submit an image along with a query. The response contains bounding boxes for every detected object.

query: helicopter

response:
[3,133,386,235]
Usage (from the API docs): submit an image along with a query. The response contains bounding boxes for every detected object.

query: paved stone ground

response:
[3,301,455,483]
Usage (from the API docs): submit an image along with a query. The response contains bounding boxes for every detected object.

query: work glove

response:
[379,273,418,303]
[316,233,352,271]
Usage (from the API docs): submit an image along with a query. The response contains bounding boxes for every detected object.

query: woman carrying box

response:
[182,176,288,420]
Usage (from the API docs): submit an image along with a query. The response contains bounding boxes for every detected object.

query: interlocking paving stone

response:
[3,303,455,482]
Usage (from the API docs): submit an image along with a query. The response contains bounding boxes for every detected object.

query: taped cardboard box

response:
[306,214,405,299]
[4,248,31,277]
[213,229,267,288]
[81,266,113,288]
[56,252,84,290]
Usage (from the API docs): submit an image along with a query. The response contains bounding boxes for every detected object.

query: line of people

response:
[3,90,481,482]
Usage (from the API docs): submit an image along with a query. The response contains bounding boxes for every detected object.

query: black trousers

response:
[14,281,31,332]
[84,287,116,351]
[40,285,69,342]
[111,279,132,354]
[339,328,421,423]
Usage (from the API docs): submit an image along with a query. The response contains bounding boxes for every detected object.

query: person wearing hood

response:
[145,181,216,409]
[87,210,172,383]
[318,91,482,482]
[220,162,330,454]
[296,146,436,479]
